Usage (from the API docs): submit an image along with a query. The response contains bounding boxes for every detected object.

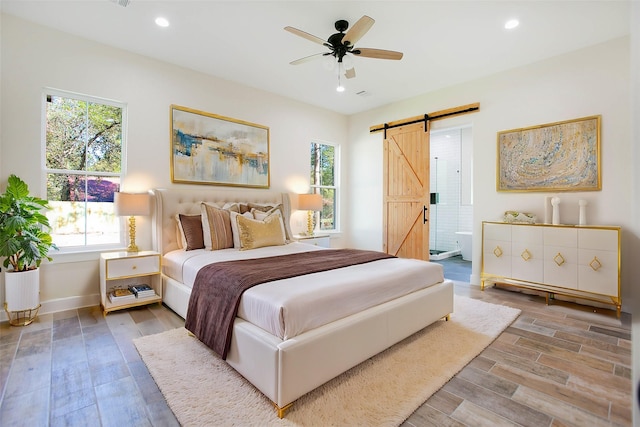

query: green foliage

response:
[0,175,58,271]
[45,95,122,202]
[310,143,336,230]
[310,143,334,186]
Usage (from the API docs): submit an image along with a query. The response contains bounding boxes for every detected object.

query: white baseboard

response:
[0,294,101,323]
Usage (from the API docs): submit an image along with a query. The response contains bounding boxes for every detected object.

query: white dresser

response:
[481,221,621,316]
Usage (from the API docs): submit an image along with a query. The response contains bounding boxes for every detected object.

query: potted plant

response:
[0,174,57,325]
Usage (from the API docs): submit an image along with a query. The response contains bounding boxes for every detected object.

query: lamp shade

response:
[114,192,150,216]
[298,193,322,211]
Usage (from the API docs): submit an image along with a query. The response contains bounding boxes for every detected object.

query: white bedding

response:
[163,242,445,340]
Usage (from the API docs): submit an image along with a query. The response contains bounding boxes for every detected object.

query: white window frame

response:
[41,88,128,253]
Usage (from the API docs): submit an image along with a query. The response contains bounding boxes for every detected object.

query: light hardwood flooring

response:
[0,275,632,426]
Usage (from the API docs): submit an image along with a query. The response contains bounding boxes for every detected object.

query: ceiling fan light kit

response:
[285,15,403,91]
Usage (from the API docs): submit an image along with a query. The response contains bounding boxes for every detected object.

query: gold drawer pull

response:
[521,249,532,261]
[132,265,137,270]
[589,257,602,271]
[493,246,503,258]
[554,253,565,266]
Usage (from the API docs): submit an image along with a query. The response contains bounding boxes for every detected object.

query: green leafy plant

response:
[0,175,58,272]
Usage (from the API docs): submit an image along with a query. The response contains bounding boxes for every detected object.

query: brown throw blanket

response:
[185,249,395,359]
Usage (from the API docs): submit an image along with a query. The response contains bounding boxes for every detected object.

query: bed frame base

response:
[268,310,452,419]
[162,274,454,416]
[273,402,294,419]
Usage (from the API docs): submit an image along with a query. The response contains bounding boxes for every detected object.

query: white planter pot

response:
[5,268,40,311]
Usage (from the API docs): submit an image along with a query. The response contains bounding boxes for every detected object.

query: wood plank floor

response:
[0,280,632,426]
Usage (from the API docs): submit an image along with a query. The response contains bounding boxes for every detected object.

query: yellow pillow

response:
[236,211,286,250]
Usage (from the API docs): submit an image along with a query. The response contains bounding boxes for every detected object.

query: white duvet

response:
[163,242,444,340]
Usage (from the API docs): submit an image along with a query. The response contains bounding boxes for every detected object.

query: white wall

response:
[0,14,347,311]
[347,36,634,313]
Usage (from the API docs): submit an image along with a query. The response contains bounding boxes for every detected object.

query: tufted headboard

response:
[150,188,293,255]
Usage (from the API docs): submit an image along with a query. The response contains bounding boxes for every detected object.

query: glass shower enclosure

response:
[429,127,472,260]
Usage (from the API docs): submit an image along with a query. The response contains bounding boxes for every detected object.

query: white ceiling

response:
[1,1,631,115]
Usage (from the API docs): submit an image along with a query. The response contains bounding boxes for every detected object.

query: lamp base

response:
[127,216,140,252]
[306,210,315,236]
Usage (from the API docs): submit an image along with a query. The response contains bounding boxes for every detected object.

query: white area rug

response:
[134,296,520,426]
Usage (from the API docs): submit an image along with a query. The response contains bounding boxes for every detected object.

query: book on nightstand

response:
[109,288,135,302]
[128,284,156,298]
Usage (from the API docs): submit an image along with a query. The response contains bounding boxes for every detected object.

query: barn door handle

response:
[423,205,428,224]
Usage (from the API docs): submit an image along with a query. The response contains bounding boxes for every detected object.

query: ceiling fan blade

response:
[345,67,356,79]
[284,26,327,46]
[354,48,403,60]
[290,52,326,65]
[342,15,374,46]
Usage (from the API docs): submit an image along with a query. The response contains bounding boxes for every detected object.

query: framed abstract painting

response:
[170,105,270,188]
[497,115,601,192]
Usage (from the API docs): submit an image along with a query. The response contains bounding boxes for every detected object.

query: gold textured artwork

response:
[171,105,270,188]
[497,115,601,192]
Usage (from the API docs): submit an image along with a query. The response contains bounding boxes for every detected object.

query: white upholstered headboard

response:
[151,188,293,255]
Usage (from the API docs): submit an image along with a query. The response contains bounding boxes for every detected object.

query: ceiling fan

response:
[284,15,403,83]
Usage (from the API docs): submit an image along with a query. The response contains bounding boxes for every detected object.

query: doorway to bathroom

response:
[429,126,473,264]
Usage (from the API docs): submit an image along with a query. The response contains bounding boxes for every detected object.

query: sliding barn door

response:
[383,122,430,261]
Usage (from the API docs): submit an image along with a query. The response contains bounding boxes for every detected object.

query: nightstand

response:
[100,250,162,315]
[294,234,331,248]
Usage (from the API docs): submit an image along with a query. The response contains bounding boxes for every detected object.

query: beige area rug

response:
[134,296,520,426]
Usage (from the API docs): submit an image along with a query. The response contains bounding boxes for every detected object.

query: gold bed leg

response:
[444,314,451,321]
[273,402,294,418]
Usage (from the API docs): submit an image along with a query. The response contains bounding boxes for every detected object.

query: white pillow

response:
[230,210,254,248]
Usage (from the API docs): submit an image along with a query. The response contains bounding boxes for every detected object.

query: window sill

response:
[49,245,127,264]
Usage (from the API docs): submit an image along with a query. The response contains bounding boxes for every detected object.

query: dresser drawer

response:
[105,254,160,279]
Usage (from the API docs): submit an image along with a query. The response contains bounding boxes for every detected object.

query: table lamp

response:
[114,192,150,252]
[298,193,322,236]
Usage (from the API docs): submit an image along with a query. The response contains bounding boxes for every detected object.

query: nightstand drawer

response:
[294,234,330,248]
[106,255,160,279]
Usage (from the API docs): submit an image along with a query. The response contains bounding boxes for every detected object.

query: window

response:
[310,141,338,231]
[43,90,126,249]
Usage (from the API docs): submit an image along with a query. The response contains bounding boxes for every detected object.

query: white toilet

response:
[455,231,472,261]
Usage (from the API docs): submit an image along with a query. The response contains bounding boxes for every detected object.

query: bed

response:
[151,187,454,418]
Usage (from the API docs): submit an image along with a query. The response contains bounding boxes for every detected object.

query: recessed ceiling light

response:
[155,17,170,28]
[504,19,519,30]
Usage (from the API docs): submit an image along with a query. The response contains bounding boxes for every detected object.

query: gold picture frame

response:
[170,105,270,188]
[497,115,601,192]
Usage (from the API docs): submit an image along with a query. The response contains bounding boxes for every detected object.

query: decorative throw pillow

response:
[247,203,293,241]
[200,203,234,250]
[230,210,255,248]
[236,211,286,250]
[222,202,240,213]
[251,206,278,221]
[175,214,204,250]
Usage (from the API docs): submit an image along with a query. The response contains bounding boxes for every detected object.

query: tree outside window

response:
[44,91,125,248]
[310,142,338,231]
